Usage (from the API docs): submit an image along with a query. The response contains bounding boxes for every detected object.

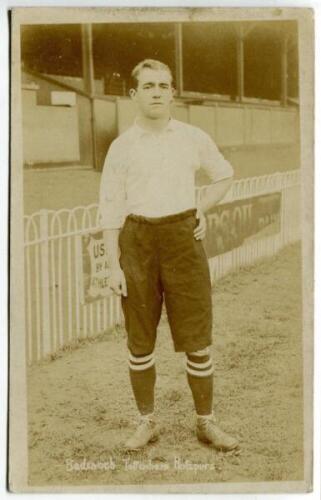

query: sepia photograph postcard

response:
[9,6,314,493]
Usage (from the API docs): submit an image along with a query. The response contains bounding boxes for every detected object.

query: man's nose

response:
[152,85,162,97]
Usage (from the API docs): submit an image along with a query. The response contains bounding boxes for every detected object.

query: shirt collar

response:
[133,118,179,138]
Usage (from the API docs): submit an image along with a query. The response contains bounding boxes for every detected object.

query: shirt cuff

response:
[212,160,234,183]
[214,171,234,183]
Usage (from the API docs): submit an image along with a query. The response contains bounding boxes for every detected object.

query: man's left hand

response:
[194,209,207,240]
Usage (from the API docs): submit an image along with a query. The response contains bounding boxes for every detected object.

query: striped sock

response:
[128,351,156,416]
[186,352,214,416]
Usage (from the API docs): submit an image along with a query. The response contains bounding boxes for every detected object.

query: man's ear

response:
[129,88,137,100]
[171,86,176,101]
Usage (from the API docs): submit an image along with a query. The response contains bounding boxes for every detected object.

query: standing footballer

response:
[99,59,239,452]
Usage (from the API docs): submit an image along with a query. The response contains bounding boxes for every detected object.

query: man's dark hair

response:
[130,59,174,89]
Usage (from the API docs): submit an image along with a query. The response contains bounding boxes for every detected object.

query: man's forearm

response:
[198,177,233,213]
[104,228,121,269]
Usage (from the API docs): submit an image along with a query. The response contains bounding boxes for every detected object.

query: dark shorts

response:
[119,209,213,355]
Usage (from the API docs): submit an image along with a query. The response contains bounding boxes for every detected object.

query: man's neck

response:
[136,114,171,134]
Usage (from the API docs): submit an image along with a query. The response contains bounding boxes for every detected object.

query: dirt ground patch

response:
[27,243,303,488]
[24,168,101,215]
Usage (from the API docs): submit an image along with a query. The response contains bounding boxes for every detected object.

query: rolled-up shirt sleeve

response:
[197,129,234,183]
[99,140,127,230]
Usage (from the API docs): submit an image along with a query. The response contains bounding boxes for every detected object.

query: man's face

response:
[130,68,174,119]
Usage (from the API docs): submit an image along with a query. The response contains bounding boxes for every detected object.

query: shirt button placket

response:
[158,135,166,166]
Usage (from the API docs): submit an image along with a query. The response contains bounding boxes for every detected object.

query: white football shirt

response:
[99,118,233,229]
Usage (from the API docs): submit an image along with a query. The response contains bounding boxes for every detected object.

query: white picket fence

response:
[24,170,301,364]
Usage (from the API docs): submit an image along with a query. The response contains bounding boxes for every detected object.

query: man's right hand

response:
[109,266,127,297]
